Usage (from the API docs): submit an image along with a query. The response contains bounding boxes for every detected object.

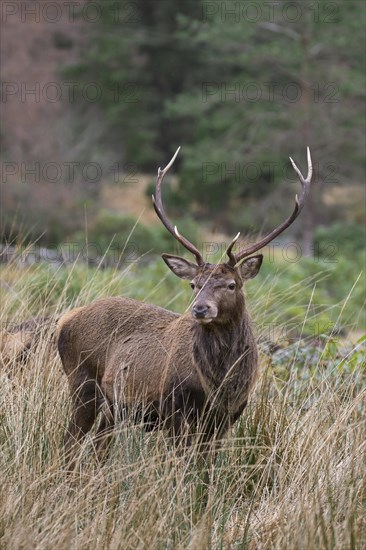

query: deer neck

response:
[191,303,255,402]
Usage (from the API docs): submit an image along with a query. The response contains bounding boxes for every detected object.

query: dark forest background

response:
[1,0,365,259]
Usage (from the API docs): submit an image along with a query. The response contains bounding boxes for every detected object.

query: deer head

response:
[152,147,312,325]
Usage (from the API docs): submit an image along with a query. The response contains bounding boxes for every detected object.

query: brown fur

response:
[58,255,263,464]
[0,316,57,368]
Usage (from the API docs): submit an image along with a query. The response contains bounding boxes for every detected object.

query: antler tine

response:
[152,147,204,265]
[226,232,241,267]
[229,148,313,265]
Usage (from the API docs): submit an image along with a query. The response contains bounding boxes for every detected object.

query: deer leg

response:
[161,392,191,447]
[64,375,102,468]
[199,401,247,455]
[93,401,115,462]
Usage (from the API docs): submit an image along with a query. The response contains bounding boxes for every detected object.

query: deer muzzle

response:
[192,301,218,323]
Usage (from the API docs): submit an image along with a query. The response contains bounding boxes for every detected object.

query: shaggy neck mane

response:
[191,295,253,398]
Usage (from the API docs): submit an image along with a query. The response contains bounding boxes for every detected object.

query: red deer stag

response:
[58,147,312,463]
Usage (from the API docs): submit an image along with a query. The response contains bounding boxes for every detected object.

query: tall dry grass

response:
[0,258,365,549]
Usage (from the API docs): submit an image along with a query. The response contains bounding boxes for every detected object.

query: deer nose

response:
[192,304,210,318]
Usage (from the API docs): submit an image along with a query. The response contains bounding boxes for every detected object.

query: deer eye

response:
[228,283,236,290]
[190,282,195,289]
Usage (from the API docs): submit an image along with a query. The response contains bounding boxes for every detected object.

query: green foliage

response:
[63,0,204,167]
[270,335,366,404]
[1,181,96,247]
[255,251,365,337]
[78,211,163,256]
[73,210,201,262]
[63,0,365,233]
[314,222,366,256]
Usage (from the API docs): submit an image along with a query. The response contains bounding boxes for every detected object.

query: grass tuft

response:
[0,251,365,549]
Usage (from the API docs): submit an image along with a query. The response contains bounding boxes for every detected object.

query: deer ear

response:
[238,254,263,281]
[162,254,199,280]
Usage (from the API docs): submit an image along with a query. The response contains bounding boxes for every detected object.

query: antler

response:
[152,147,204,266]
[226,147,313,266]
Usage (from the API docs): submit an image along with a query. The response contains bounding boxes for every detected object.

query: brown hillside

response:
[1,0,88,164]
